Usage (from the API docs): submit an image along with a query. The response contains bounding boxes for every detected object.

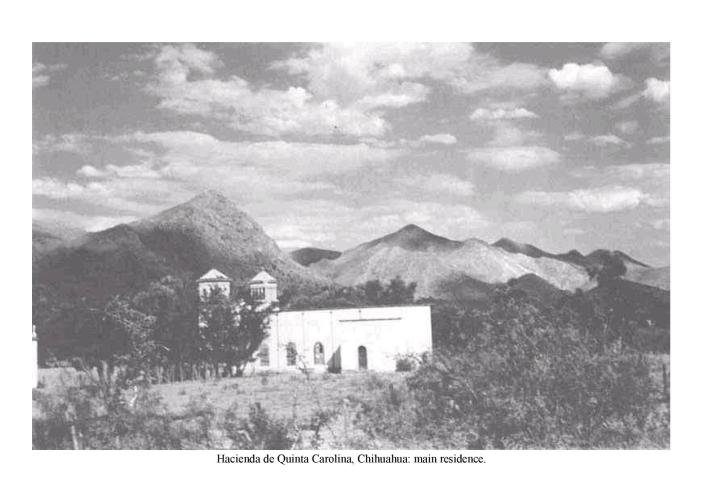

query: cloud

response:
[651,218,669,230]
[516,185,650,212]
[466,146,560,172]
[33,207,137,232]
[147,44,389,137]
[564,132,585,142]
[398,173,475,196]
[646,136,670,145]
[588,134,629,147]
[599,43,670,64]
[642,77,670,104]
[259,197,489,250]
[603,163,669,181]
[32,62,66,89]
[599,43,649,60]
[451,59,548,94]
[548,63,628,100]
[77,163,161,179]
[32,177,180,215]
[563,227,585,236]
[120,130,401,178]
[32,134,93,155]
[273,43,475,104]
[469,107,538,121]
[418,133,457,145]
[615,120,639,135]
[613,77,670,109]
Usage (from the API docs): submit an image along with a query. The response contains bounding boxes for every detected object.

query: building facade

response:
[196,269,433,373]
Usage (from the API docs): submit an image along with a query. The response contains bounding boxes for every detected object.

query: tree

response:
[131,276,198,380]
[198,287,271,377]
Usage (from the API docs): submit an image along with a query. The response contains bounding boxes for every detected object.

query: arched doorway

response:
[358,345,368,370]
[313,342,325,365]
[286,342,297,366]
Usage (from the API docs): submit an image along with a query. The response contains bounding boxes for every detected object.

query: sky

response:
[32,42,670,265]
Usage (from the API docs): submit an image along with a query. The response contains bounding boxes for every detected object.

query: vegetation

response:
[33,282,668,450]
[285,276,417,310]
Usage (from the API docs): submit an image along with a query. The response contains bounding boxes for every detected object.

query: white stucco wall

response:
[250,305,432,373]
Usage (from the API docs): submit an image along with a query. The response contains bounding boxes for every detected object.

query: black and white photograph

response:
[30,41,672,451]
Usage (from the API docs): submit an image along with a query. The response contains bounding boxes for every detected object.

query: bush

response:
[341,291,665,449]
[222,403,295,449]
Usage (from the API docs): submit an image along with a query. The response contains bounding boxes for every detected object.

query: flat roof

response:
[277,303,431,316]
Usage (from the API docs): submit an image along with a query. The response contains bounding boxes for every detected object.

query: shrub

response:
[340,291,665,449]
[222,403,295,449]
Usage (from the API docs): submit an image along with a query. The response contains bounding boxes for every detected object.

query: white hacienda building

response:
[197,269,433,373]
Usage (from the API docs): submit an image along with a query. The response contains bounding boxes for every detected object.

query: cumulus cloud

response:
[588,134,629,147]
[146,44,389,137]
[32,62,66,89]
[614,77,670,109]
[466,146,560,172]
[516,185,650,212]
[548,63,628,100]
[418,133,457,145]
[274,43,475,103]
[615,120,639,135]
[642,77,670,104]
[398,173,474,196]
[469,107,538,121]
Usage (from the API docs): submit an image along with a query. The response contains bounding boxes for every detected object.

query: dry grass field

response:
[36,368,405,421]
[156,371,405,420]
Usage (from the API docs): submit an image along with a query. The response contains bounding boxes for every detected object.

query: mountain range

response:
[33,192,669,309]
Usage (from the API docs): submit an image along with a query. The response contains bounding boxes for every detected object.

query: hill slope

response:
[290,247,341,266]
[32,220,85,263]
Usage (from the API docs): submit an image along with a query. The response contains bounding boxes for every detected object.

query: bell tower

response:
[249,270,278,304]
[197,269,232,300]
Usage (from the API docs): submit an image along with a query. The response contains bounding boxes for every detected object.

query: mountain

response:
[32,220,85,263]
[312,225,591,298]
[624,265,670,290]
[33,191,330,304]
[290,247,341,266]
[492,238,549,259]
[492,237,668,290]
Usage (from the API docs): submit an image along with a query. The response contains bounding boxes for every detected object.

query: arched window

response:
[358,346,368,370]
[258,344,269,367]
[286,342,297,366]
[313,342,325,365]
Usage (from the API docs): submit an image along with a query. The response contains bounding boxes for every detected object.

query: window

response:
[313,342,325,365]
[258,344,269,367]
[286,342,297,366]
[358,346,368,370]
